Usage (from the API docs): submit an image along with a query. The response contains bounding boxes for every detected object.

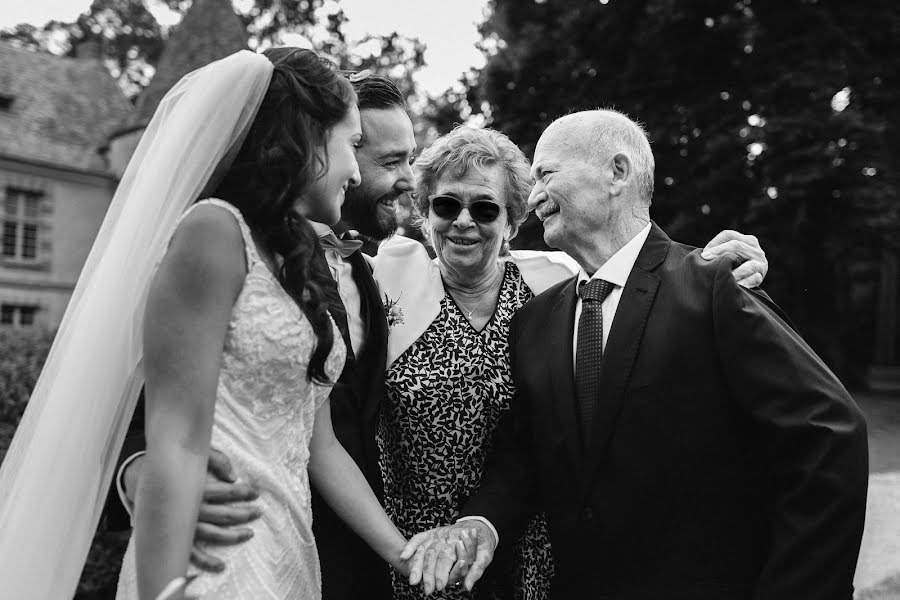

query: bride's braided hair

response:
[213,47,355,383]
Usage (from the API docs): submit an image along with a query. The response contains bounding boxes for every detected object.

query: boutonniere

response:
[383,292,405,327]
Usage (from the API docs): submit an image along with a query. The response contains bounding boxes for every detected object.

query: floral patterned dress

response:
[378,261,553,600]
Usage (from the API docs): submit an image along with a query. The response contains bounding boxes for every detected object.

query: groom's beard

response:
[341,187,400,241]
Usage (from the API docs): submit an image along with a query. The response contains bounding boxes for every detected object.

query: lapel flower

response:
[383,292,405,327]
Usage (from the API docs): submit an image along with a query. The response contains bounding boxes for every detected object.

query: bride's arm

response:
[135,206,246,600]
[308,397,409,573]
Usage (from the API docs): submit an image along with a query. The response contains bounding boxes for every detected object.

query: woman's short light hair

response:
[412,126,532,241]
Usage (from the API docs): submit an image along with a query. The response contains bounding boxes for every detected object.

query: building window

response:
[2,187,43,261]
[0,304,38,327]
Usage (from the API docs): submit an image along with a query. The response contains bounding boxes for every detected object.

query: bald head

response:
[542,110,655,204]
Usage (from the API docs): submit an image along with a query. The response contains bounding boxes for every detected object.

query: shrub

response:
[0,327,55,460]
[0,327,129,599]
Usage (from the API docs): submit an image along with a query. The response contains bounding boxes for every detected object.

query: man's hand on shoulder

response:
[124,448,261,572]
[701,229,768,288]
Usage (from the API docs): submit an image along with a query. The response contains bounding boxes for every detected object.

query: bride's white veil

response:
[0,50,273,598]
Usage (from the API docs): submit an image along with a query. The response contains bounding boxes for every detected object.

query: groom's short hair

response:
[342,70,406,111]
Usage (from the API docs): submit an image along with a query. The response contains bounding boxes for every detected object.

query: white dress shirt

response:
[573,223,651,363]
[310,221,366,355]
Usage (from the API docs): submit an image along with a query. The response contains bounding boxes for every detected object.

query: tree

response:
[1,0,165,97]
[339,31,426,99]
[735,0,900,375]
[465,0,900,377]
[1,0,426,102]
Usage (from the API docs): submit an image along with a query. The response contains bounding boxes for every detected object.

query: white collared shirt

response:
[572,223,652,363]
[310,221,365,355]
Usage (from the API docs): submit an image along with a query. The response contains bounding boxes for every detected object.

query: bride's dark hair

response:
[213,47,355,383]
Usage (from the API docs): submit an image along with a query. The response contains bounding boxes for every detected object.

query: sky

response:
[0,0,490,96]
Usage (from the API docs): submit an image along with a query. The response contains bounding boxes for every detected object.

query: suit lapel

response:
[545,276,583,470]
[581,223,669,485]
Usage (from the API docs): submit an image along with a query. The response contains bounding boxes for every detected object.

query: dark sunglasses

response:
[429,195,502,224]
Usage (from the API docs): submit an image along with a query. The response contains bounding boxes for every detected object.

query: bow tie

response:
[319,231,363,258]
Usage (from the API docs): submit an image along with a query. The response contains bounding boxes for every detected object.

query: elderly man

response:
[405,109,869,600]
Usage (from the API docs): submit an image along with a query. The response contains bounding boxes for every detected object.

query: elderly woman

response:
[374,127,563,599]
[372,127,767,599]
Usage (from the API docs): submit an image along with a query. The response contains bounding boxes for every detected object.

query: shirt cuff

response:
[116,450,145,526]
[154,577,187,600]
[455,516,499,548]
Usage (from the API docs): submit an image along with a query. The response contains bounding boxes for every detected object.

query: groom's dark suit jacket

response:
[309,247,391,600]
[106,245,392,600]
[463,223,868,600]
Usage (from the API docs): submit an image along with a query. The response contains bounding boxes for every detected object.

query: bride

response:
[0,48,415,599]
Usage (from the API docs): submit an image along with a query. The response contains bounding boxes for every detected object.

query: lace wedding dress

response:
[116,199,345,599]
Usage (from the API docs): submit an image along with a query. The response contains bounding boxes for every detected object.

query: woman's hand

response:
[390,543,414,580]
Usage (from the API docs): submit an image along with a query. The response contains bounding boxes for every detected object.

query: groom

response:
[406,110,869,599]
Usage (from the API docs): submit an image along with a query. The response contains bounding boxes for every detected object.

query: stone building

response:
[0,41,133,328]
[0,0,247,330]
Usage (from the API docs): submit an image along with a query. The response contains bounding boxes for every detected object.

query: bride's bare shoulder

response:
[156,202,246,297]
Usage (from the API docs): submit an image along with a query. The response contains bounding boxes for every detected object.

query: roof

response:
[128,0,249,129]
[0,43,135,173]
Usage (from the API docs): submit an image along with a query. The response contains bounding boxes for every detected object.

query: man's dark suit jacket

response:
[106,247,392,600]
[463,223,869,600]
[309,248,391,600]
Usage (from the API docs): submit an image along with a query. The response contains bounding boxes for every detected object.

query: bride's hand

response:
[389,537,414,579]
[393,554,413,580]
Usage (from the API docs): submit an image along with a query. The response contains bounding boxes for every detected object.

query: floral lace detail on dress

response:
[116,199,344,600]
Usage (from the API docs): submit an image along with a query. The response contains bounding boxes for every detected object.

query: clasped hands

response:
[400,520,497,595]
[126,450,496,597]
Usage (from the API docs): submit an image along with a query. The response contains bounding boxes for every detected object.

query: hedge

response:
[0,327,129,599]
